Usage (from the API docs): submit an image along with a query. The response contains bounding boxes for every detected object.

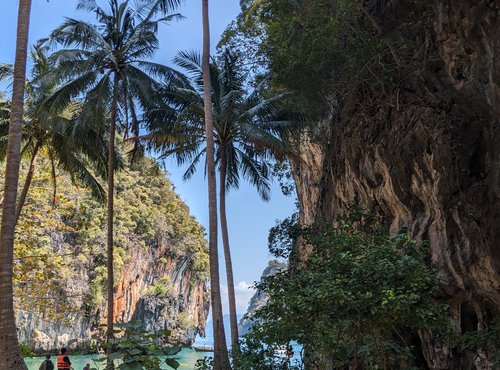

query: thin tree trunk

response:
[48,149,57,210]
[15,139,42,224]
[0,1,32,369]
[106,72,119,370]
[201,1,230,368]
[219,148,239,351]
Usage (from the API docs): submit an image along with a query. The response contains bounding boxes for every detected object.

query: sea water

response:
[24,348,210,369]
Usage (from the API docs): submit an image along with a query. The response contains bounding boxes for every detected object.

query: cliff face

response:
[291,0,499,368]
[10,156,209,352]
[16,243,209,352]
[239,260,286,336]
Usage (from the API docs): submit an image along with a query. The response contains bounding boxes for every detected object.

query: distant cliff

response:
[239,260,286,336]
[7,156,209,352]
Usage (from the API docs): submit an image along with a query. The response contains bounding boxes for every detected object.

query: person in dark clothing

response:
[56,348,72,370]
[39,354,55,370]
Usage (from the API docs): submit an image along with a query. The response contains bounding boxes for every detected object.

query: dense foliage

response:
[239,211,449,369]
[91,321,182,370]
[2,153,208,326]
[222,0,433,118]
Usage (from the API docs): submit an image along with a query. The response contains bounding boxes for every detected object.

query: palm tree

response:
[201,0,230,367]
[144,49,290,357]
[0,47,110,225]
[42,0,183,358]
[0,0,32,369]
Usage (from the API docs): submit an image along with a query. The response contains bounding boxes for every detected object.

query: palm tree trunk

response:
[15,139,42,224]
[106,72,119,369]
[201,1,230,368]
[219,148,239,351]
[0,1,32,369]
[48,149,57,210]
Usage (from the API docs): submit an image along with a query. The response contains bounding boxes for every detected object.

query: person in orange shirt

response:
[56,348,72,370]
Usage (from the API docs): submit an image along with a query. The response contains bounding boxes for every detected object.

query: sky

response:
[0,0,296,315]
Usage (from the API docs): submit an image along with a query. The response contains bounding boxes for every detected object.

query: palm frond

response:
[0,64,13,82]
[237,147,271,201]
[182,147,205,181]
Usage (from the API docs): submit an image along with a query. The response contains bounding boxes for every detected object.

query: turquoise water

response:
[24,348,210,369]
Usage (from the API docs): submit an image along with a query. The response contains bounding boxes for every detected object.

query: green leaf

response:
[165,358,180,369]
[108,351,123,361]
[127,348,142,356]
[118,362,142,370]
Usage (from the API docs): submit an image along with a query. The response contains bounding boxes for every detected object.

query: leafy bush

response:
[19,342,35,358]
[145,278,174,298]
[93,321,181,370]
[243,210,449,369]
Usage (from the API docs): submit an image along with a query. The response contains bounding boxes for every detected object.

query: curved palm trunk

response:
[15,139,42,224]
[106,72,119,369]
[219,149,239,351]
[201,1,230,368]
[0,1,32,369]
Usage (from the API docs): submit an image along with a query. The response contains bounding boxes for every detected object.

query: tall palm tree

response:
[0,47,110,225]
[0,0,32,369]
[201,0,230,367]
[144,49,290,355]
[42,0,183,358]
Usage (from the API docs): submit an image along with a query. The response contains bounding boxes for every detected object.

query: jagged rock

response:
[30,330,51,353]
[239,260,286,336]
[290,0,499,368]
[12,157,210,353]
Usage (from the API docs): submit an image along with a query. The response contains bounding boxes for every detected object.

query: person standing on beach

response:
[56,348,72,370]
[38,354,54,370]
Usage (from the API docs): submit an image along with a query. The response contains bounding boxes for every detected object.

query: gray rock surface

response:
[238,260,286,336]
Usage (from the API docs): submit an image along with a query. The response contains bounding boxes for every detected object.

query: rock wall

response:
[11,157,210,353]
[16,235,209,353]
[239,260,286,336]
[291,0,499,368]
[116,237,209,343]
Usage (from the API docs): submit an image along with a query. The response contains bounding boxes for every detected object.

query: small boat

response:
[192,344,214,352]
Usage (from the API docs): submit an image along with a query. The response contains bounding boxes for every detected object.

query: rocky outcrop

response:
[116,240,210,343]
[13,157,210,352]
[239,260,286,336]
[17,247,208,351]
[291,0,499,368]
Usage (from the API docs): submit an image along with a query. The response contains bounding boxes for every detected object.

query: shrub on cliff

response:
[8,154,208,326]
[240,210,449,369]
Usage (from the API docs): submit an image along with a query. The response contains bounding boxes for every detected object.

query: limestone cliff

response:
[9,156,209,352]
[290,0,499,368]
[239,260,286,336]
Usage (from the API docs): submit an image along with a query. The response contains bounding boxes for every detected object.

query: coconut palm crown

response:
[146,49,291,200]
[39,0,185,349]
[143,48,293,349]
[0,47,112,221]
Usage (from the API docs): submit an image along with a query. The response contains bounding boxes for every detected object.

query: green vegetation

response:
[0,0,497,368]
[237,209,449,369]
[222,0,433,118]
[93,321,182,370]
[19,342,35,359]
[6,153,208,321]
[145,278,175,298]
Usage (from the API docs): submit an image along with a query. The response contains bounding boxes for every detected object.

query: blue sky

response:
[0,0,296,314]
